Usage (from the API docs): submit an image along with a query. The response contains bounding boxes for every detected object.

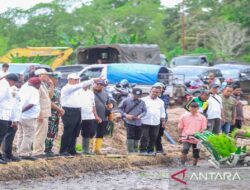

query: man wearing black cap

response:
[118,88,147,153]
[0,73,19,164]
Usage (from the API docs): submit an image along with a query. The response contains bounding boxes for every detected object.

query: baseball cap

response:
[190,102,199,108]
[152,82,165,88]
[209,83,220,89]
[67,73,80,80]
[35,69,51,76]
[132,88,142,96]
[94,79,108,86]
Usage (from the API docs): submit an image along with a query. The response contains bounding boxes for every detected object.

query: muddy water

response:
[0,162,250,190]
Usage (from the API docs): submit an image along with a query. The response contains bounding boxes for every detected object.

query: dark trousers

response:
[81,119,97,138]
[60,107,81,154]
[95,121,109,138]
[207,118,221,134]
[125,122,141,140]
[0,120,11,157]
[2,126,17,158]
[230,120,242,133]
[156,125,164,151]
[140,124,160,153]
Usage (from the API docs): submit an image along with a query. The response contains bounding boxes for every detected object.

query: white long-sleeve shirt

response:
[141,96,165,126]
[0,79,13,121]
[61,79,93,108]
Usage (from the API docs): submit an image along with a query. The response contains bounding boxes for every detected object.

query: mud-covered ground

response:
[1,161,250,190]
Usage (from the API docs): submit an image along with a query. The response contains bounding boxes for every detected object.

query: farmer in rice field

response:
[178,102,207,166]
[118,88,147,153]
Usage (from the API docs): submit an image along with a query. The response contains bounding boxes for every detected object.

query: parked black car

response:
[213,63,250,93]
[171,66,224,84]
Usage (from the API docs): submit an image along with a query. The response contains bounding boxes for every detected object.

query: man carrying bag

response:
[118,88,147,153]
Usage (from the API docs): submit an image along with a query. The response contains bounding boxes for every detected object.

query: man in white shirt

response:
[17,77,41,160]
[0,63,9,80]
[0,73,19,164]
[207,83,223,134]
[80,86,99,154]
[60,73,97,156]
[140,85,166,154]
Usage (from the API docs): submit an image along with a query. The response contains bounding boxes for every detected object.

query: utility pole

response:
[181,0,186,55]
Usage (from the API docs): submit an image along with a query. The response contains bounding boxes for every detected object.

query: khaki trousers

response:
[33,118,49,155]
[17,118,37,156]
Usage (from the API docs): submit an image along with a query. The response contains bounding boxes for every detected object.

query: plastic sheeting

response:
[106,64,166,85]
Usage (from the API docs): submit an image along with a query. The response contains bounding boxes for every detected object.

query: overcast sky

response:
[0,0,182,13]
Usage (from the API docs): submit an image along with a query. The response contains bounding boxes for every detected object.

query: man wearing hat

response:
[0,73,19,164]
[45,72,65,156]
[17,77,41,160]
[92,79,113,154]
[206,83,223,134]
[33,69,54,156]
[140,84,166,155]
[60,73,96,156]
[118,88,147,153]
[178,102,207,166]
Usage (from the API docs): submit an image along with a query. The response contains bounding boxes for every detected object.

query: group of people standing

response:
[0,65,112,164]
[179,73,245,166]
[0,64,246,168]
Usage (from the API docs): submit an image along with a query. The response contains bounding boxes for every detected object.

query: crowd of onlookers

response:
[0,63,246,167]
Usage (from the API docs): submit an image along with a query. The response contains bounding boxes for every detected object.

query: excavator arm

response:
[0,47,73,69]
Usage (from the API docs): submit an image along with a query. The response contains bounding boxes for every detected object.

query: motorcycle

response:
[108,79,136,106]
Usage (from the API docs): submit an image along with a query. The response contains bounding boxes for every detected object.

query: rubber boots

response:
[93,138,103,155]
[127,139,135,153]
[134,140,139,153]
[82,138,90,154]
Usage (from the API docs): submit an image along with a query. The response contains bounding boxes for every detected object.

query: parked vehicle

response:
[77,44,162,65]
[0,63,52,78]
[171,66,223,84]
[110,79,136,105]
[55,64,88,88]
[78,63,173,93]
[170,55,210,67]
[213,63,250,95]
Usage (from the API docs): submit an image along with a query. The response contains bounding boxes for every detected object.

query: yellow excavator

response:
[0,47,73,69]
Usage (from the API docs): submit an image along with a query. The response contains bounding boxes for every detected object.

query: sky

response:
[0,0,182,13]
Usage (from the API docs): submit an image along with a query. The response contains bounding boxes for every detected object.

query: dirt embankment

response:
[0,106,249,181]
